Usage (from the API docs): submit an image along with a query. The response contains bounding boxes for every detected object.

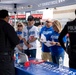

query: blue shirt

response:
[49,31,67,55]
[39,26,54,52]
[16,31,23,43]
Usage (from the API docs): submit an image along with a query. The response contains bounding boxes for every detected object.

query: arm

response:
[4,23,20,47]
[50,36,67,46]
[16,44,23,50]
[23,38,33,48]
[58,25,68,50]
[23,38,28,46]
[50,41,61,46]
[18,35,23,40]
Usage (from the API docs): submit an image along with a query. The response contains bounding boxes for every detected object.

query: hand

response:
[40,43,42,47]
[29,37,37,43]
[40,39,43,42]
[50,41,56,45]
[18,35,23,40]
[27,44,33,48]
[40,39,46,43]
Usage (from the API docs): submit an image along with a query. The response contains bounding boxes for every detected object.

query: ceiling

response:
[0,0,76,13]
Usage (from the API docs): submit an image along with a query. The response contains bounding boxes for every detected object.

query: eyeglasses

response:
[46,21,51,23]
[17,25,23,27]
[28,19,34,21]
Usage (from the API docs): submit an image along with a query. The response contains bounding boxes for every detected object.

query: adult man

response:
[39,19,54,62]
[23,15,38,58]
[0,9,20,75]
[58,10,76,69]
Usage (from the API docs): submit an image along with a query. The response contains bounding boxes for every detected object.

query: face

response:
[53,24,59,32]
[17,24,23,31]
[46,20,52,27]
[6,16,10,22]
[28,19,34,26]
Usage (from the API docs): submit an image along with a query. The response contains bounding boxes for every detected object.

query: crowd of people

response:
[13,10,76,67]
[13,16,67,66]
[0,9,76,75]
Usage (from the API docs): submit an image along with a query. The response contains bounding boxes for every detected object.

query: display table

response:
[15,62,76,75]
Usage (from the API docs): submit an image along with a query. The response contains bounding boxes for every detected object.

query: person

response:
[15,22,24,53]
[0,9,20,75]
[58,10,76,69]
[23,15,38,58]
[39,19,54,62]
[49,20,66,64]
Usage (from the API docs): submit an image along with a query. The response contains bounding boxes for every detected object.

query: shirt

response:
[49,31,67,55]
[0,19,20,52]
[58,18,76,50]
[23,25,38,50]
[39,25,54,52]
[16,31,23,43]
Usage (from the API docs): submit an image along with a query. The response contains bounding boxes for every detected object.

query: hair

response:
[16,22,24,30]
[17,22,24,26]
[53,20,62,33]
[0,9,9,19]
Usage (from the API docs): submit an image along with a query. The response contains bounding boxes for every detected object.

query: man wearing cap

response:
[58,10,76,69]
[23,15,38,58]
[39,19,54,62]
[0,9,20,75]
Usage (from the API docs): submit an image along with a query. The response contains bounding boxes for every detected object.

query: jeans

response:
[52,52,64,65]
[24,49,36,58]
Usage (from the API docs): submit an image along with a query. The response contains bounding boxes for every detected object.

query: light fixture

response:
[27,5,32,8]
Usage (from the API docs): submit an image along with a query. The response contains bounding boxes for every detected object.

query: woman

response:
[49,20,66,64]
[15,22,24,53]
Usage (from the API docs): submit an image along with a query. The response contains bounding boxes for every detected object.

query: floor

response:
[36,40,69,67]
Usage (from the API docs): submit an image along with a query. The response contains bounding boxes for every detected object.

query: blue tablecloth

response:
[15,62,76,75]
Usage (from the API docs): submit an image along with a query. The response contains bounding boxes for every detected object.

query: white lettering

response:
[38,0,65,7]
[51,35,58,39]
[43,31,52,35]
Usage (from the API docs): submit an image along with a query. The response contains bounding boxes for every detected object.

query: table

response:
[15,62,76,75]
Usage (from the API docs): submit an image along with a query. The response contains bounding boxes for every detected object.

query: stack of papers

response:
[40,34,46,43]
[44,41,53,47]
[40,34,53,47]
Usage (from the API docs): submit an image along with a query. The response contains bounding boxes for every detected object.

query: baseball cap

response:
[27,15,34,21]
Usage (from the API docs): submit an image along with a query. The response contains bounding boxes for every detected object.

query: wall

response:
[53,4,76,28]
[53,4,76,19]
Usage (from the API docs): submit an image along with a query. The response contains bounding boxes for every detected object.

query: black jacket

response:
[0,19,20,52]
[58,18,76,50]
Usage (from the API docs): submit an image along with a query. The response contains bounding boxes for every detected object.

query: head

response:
[0,9,9,22]
[53,20,62,33]
[17,22,24,31]
[45,18,53,28]
[27,15,34,26]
